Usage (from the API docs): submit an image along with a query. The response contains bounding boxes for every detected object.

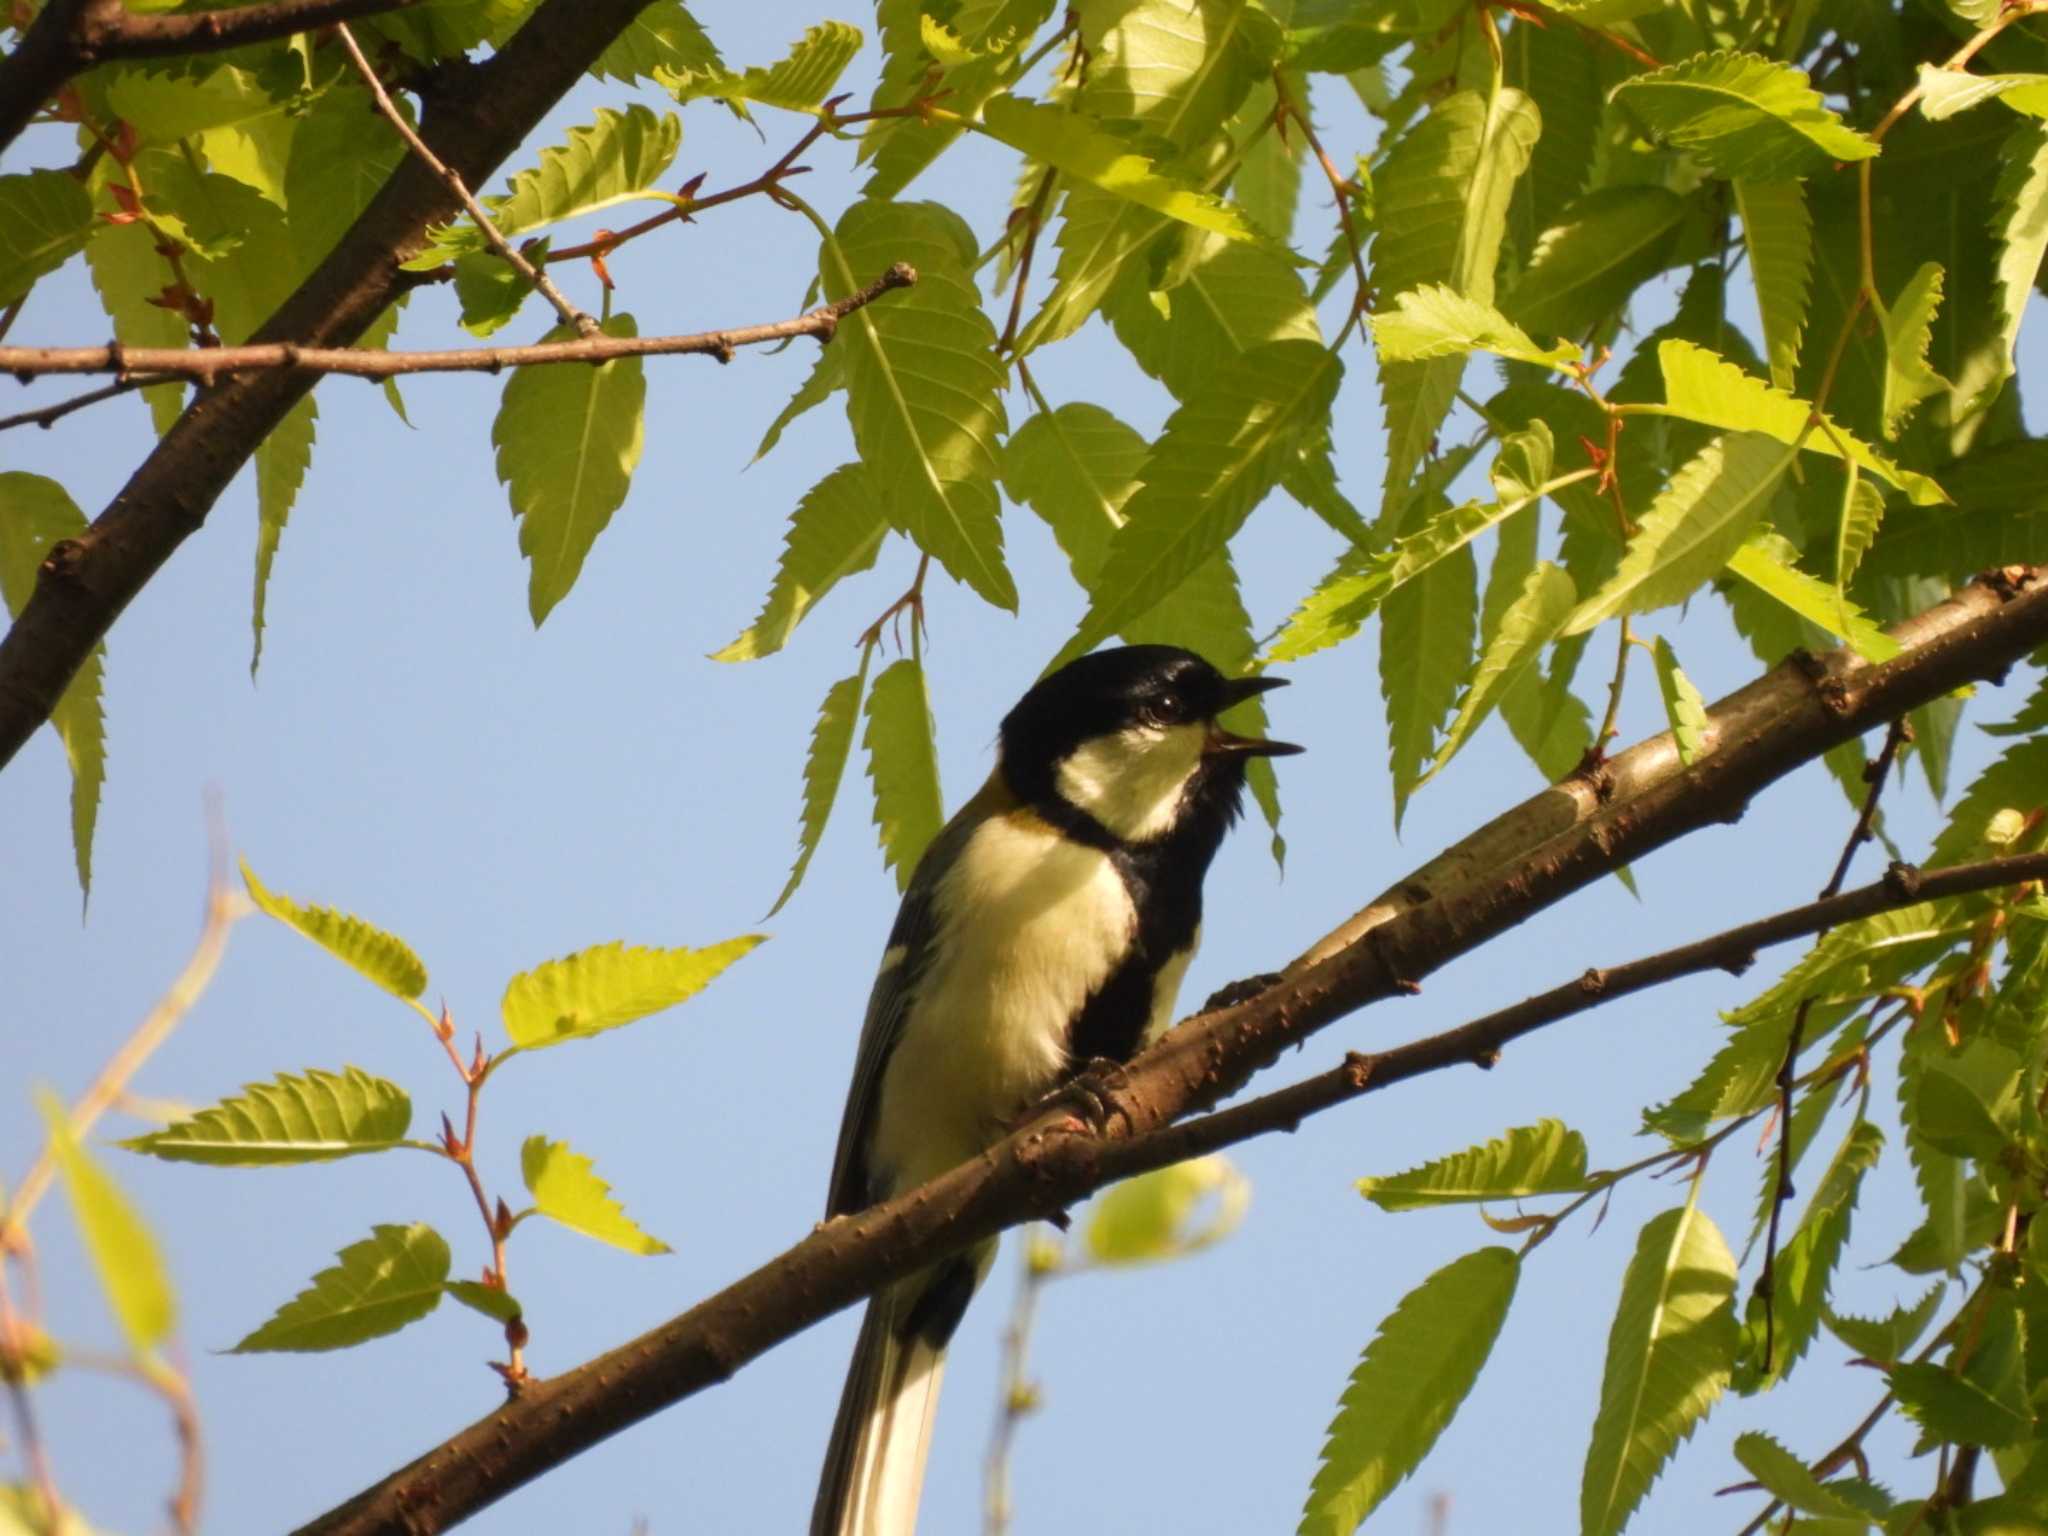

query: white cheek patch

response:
[1055,722,1207,842]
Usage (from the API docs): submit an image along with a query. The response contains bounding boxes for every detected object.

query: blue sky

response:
[3,7,2041,1534]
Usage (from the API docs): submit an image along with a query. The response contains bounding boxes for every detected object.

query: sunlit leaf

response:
[241,859,427,1001]
[862,656,944,891]
[1915,64,2048,123]
[1733,179,1812,392]
[520,1135,670,1255]
[1084,1155,1248,1265]
[1610,51,1877,179]
[251,395,316,675]
[1425,561,1577,785]
[1370,283,1578,368]
[1358,1120,1589,1211]
[766,657,872,918]
[1822,1283,1946,1366]
[1722,530,1900,661]
[0,169,94,304]
[1968,120,2048,418]
[1383,540,1475,826]
[233,1223,449,1352]
[123,1067,413,1165]
[714,464,887,662]
[1507,185,1688,342]
[1651,637,1710,766]
[501,935,764,1050]
[1731,1433,1871,1519]
[38,1091,174,1355]
[664,20,863,111]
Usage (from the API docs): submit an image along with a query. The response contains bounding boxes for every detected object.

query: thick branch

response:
[0,0,422,152]
[0,0,663,776]
[292,567,2048,1536]
[0,265,914,391]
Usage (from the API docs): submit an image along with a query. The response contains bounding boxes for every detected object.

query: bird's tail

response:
[811,1286,948,1536]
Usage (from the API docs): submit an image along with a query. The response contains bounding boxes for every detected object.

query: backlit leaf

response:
[501,935,763,1050]
[1370,284,1578,368]
[1085,1155,1248,1265]
[520,1135,670,1255]
[862,657,945,891]
[241,859,428,1001]
[1425,561,1577,785]
[1507,185,1688,342]
[233,1223,448,1352]
[1358,1120,1589,1211]
[1722,530,1899,661]
[1970,120,2048,418]
[1382,540,1475,826]
[0,170,94,304]
[1610,51,1876,179]
[1731,1433,1870,1519]
[663,20,863,111]
[123,1067,413,1165]
[1877,261,1944,439]
[251,395,316,675]
[39,1091,174,1355]
[1915,65,2048,123]
[714,463,887,662]
[766,657,872,919]
[1733,179,1812,392]
[1651,636,1710,766]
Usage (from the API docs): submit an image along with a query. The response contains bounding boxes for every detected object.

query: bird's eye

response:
[1144,692,1182,727]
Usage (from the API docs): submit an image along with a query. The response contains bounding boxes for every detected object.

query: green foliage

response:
[123,1068,414,1165]
[500,935,764,1050]
[765,656,873,918]
[233,1224,451,1353]
[1083,1155,1248,1265]
[862,656,945,891]
[1358,1120,1589,1211]
[663,19,862,111]
[38,1092,175,1357]
[1302,1248,1518,1535]
[0,170,95,305]
[713,464,887,663]
[240,859,429,1002]
[1369,284,1578,369]
[1609,52,1877,178]
[1650,637,1709,766]
[519,1136,670,1255]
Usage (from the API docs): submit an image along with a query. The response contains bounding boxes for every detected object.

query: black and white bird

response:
[812,643,1302,1536]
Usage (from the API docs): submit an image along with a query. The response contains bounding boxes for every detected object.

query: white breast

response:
[868,810,1136,1196]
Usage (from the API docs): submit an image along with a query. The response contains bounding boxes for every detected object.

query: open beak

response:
[1208,674,1305,758]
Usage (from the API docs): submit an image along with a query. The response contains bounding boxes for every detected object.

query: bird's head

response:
[998,645,1303,845]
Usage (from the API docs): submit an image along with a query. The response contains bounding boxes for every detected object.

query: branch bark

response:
[292,566,2048,1536]
[0,0,657,776]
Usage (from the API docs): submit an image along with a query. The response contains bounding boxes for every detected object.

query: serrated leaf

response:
[232,1223,449,1352]
[1731,1433,1869,1519]
[1506,185,1688,342]
[1834,465,1886,591]
[1931,738,2048,868]
[1084,1155,1248,1265]
[241,859,427,1001]
[444,1279,523,1323]
[753,342,844,463]
[1733,179,1812,393]
[1371,283,1578,367]
[1105,233,1322,405]
[0,169,94,304]
[1003,402,1148,577]
[251,395,316,675]
[714,464,886,663]
[1876,261,1944,440]
[1580,1205,1739,1536]
[824,199,1014,610]
[1064,339,1341,654]
[1358,1120,1588,1211]
[1972,121,2048,418]
[976,95,1258,241]
[1383,540,1475,826]
[493,313,647,625]
[1652,637,1710,766]
[1648,340,1947,505]
[1301,1248,1518,1536]
[1891,1358,2033,1447]
[1915,65,2048,123]
[122,1067,412,1165]
[1425,560,1577,785]
[591,0,725,86]
[1078,0,1277,149]
[863,657,944,892]
[520,1135,670,1255]
[1611,51,1876,179]
[1823,1283,1946,1365]
[82,218,188,434]
[1567,433,1795,633]
[1645,1014,1798,1143]
[284,82,407,272]
[766,660,872,919]
[1723,529,1900,661]
[0,473,105,906]
[500,935,764,1050]
[663,20,862,111]
[38,1091,174,1355]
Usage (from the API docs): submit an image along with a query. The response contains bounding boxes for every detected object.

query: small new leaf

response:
[1084,1155,1249,1266]
[1723,530,1901,661]
[444,1280,523,1323]
[1610,51,1876,179]
[122,1067,412,1165]
[767,659,872,918]
[501,936,764,1050]
[38,1091,174,1356]
[862,658,944,892]
[520,1136,670,1255]
[241,860,428,1001]
[232,1223,450,1352]
[1877,262,1945,440]
[1730,1433,1868,1519]
[1651,637,1710,766]
[1359,1119,1589,1212]
[1370,284,1578,369]
[713,463,887,663]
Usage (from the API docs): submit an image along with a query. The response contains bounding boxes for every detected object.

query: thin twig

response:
[333,22,597,337]
[995,165,1059,355]
[1594,617,1635,753]
[1821,717,1908,899]
[1755,998,1813,1375]
[0,1264,63,1527]
[983,1233,1057,1536]
[1273,67,1369,339]
[0,373,174,432]
[0,265,916,403]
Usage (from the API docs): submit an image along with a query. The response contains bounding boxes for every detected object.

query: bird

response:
[812,643,1303,1536]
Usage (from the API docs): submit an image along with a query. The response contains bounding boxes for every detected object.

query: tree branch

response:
[0,265,914,394]
[0,0,669,777]
[290,566,2048,1536]
[0,0,425,153]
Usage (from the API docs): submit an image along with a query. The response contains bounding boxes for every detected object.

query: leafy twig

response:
[1754,998,1813,1375]
[1821,717,1908,899]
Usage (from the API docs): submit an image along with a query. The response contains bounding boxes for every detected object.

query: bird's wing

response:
[824,775,1008,1219]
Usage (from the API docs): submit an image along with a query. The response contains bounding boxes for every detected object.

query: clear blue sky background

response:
[4,9,2042,1534]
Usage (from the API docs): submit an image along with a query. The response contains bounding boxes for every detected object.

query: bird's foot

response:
[1204,971,1283,1012]
[1025,1056,1132,1138]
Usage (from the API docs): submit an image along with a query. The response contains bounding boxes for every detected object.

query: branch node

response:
[1577,967,1609,996]
[1885,861,1924,899]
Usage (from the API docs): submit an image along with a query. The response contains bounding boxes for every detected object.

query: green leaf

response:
[824,199,1014,610]
[1722,530,1900,662]
[444,1279,523,1323]
[1506,185,1689,343]
[1084,1155,1249,1265]
[0,473,105,906]
[752,343,844,464]
[1373,88,1541,500]
[1105,233,1322,406]
[1651,637,1710,766]
[1834,465,1886,590]
[416,105,682,263]
[1931,738,2048,868]
[519,1135,670,1255]
[1580,1205,1739,1536]
[1733,179,1812,393]
[1915,65,2048,124]
[1645,1015,1798,1143]
[122,1067,413,1165]
[1358,1120,1588,1211]
[766,658,872,919]
[1382,540,1475,826]
[591,0,725,86]
[1567,433,1795,633]
[1731,1433,1870,1519]
[663,19,862,111]
[232,1223,449,1352]
[500,935,764,1050]
[1077,0,1277,150]
[1003,402,1149,578]
[1891,1357,2033,1448]
[1370,284,1578,368]
[976,96,1259,241]
[1971,121,2048,418]
[1064,339,1341,654]
[1823,1283,1946,1365]
[0,170,95,304]
[1914,1042,2021,1163]
[1301,1248,1519,1536]
[284,82,407,272]
[1648,340,1948,505]
[713,464,886,662]
[863,657,944,892]
[1876,261,1944,440]
[1610,51,1877,179]
[38,1090,174,1355]
[251,395,316,675]
[493,313,647,625]
[82,218,188,435]
[241,859,427,1001]
[1426,561,1578,784]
